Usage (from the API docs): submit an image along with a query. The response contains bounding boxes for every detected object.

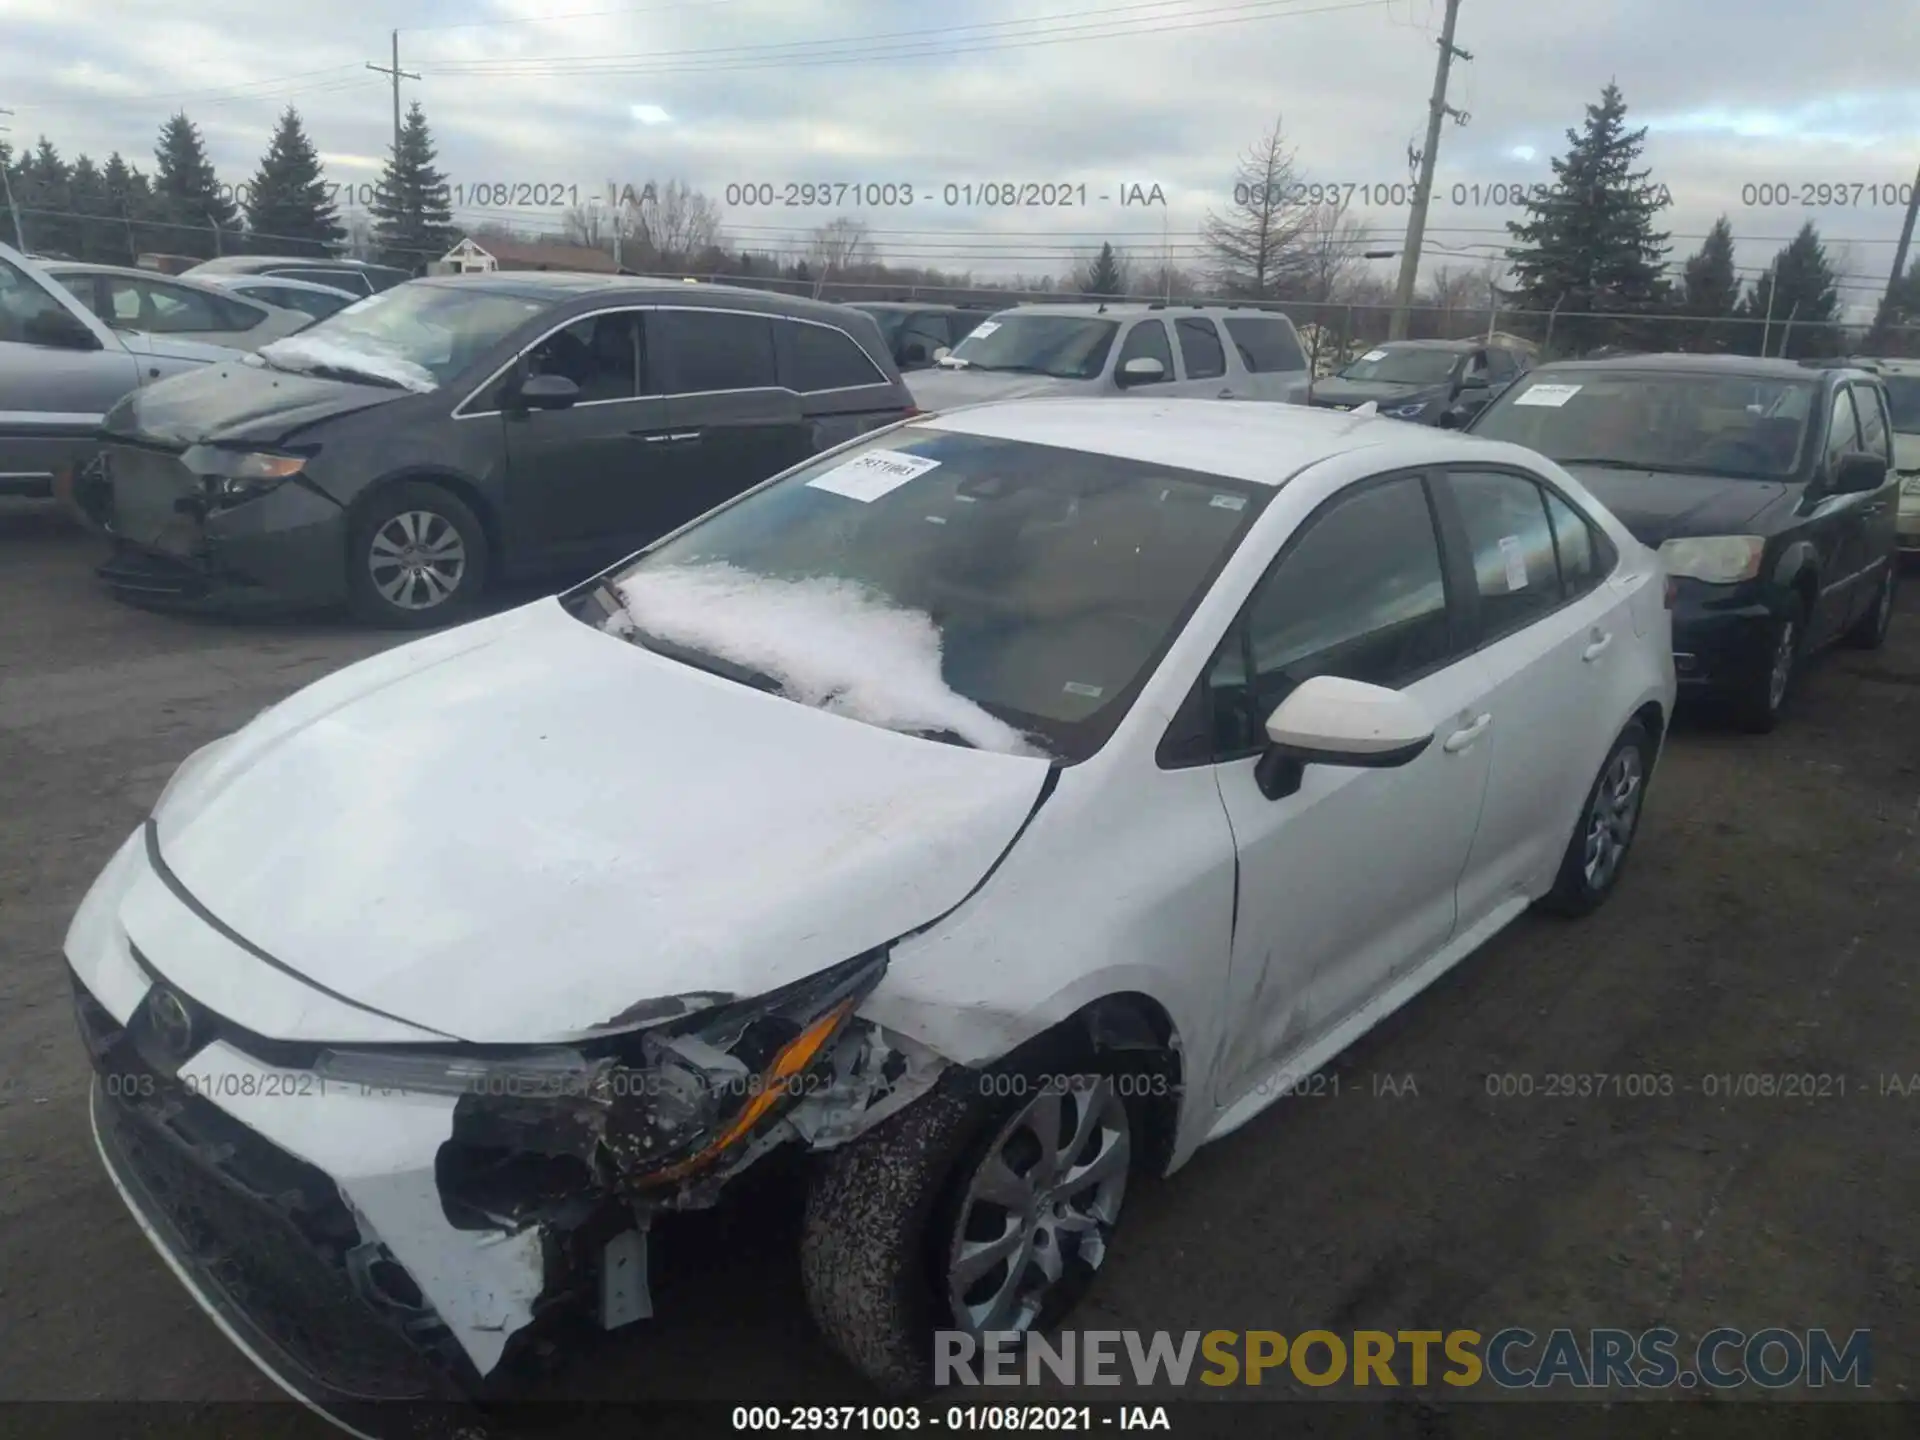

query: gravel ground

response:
[3,503,1917,1435]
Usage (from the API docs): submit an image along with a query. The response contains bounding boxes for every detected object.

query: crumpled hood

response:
[906,366,1088,409]
[104,355,401,448]
[147,600,1052,1044]
[119,331,242,366]
[1561,466,1790,547]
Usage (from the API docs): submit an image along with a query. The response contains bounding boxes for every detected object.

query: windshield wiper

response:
[904,727,979,749]
[623,621,784,694]
[1551,457,1656,470]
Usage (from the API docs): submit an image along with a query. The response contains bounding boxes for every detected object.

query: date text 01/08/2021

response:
[731,1404,1172,1430]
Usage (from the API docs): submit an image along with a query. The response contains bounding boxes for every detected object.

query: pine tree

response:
[1736,222,1841,359]
[17,138,82,258]
[1677,215,1740,352]
[154,112,239,259]
[67,155,118,263]
[101,152,156,264]
[370,102,455,272]
[1505,83,1672,354]
[1085,242,1124,297]
[245,107,341,256]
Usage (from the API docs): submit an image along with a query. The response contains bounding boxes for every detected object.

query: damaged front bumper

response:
[67,832,949,1419]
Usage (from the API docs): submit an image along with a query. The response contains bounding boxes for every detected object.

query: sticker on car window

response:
[1360,348,1388,362]
[1063,681,1105,698]
[966,321,1000,340]
[1513,383,1582,407]
[1209,493,1246,510]
[1498,535,1529,590]
[806,451,941,503]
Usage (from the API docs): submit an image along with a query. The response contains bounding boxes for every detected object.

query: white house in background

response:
[436,236,622,276]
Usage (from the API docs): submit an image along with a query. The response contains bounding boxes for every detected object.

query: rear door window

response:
[1117,320,1174,381]
[780,319,886,391]
[656,309,778,393]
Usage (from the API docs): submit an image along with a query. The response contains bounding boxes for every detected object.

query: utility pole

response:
[1870,157,1920,347]
[0,108,24,251]
[366,31,419,162]
[1389,0,1470,341]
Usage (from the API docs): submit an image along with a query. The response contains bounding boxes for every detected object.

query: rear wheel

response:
[346,481,489,628]
[1840,564,1897,650]
[1729,597,1806,734]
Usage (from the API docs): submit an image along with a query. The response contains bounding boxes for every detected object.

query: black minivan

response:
[88,274,916,625]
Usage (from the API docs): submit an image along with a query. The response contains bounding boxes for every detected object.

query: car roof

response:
[412,272,885,325]
[200,273,359,296]
[187,255,397,274]
[36,261,262,296]
[1843,355,1920,375]
[1372,338,1489,352]
[850,301,977,312]
[1528,352,1861,382]
[919,396,1522,486]
[992,301,1297,322]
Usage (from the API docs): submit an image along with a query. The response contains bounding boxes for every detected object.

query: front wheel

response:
[1729,597,1806,734]
[1539,720,1654,917]
[346,481,490,628]
[801,1070,1134,1395]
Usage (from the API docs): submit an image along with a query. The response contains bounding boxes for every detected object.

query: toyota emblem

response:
[145,986,198,1060]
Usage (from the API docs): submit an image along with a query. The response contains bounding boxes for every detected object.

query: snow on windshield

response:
[257,332,437,392]
[611,562,1050,758]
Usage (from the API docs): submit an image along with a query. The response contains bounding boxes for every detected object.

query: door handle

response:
[638,431,702,443]
[1217,388,1236,399]
[1443,714,1492,752]
[1582,631,1613,662]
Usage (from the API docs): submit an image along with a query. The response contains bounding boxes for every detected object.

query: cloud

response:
[5,0,1918,294]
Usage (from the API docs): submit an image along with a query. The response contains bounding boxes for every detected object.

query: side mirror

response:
[1116,356,1166,388]
[1253,675,1435,801]
[1459,373,1490,390]
[516,372,580,411]
[932,345,951,362]
[900,340,929,367]
[1832,452,1888,494]
[24,307,100,351]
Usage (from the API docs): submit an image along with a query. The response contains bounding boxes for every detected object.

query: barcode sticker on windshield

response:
[806,451,942,503]
[1210,494,1246,510]
[1514,383,1582,407]
[1360,349,1389,362]
[1498,535,1529,591]
[1064,682,1105,698]
[967,321,1000,340]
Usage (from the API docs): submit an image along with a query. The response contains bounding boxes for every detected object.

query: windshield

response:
[1472,371,1817,480]
[1882,375,1920,433]
[590,428,1264,761]
[253,283,546,390]
[1337,347,1461,385]
[941,314,1118,379]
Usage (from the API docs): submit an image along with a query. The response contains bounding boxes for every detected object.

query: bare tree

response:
[1294,198,1368,305]
[625,179,723,268]
[562,201,609,251]
[1203,114,1317,299]
[806,217,873,278]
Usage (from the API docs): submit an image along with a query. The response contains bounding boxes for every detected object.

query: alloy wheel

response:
[1582,747,1644,892]
[945,1078,1130,1334]
[1767,620,1797,711]
[368,510,467,611]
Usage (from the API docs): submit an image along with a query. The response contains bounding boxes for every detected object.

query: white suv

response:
[1849,357,1920,551]
[905,302,1312,410]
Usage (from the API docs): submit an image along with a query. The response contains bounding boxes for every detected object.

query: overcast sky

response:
[8,0,1920,306]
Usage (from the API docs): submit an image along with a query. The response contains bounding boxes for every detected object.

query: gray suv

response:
[904,302,1312,410]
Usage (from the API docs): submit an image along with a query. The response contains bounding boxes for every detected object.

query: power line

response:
[367,31,421,161]
[428,0,1387,76]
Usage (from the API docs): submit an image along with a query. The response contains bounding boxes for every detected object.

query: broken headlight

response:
[314,948,888,1188]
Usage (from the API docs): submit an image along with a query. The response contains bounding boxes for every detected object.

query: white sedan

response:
[66,398,1674,1415]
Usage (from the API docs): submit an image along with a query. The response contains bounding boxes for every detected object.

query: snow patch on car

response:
[256,333,438,391]
[610,562,1050,758]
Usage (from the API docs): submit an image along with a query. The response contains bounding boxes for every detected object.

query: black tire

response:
[1840,564,1897,650]
[1728,596,1807,734]
[801,1061,1137,1396]
[1538,720,1655,918]
[346,481,490,629]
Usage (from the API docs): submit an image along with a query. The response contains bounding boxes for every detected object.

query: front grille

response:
[78,977,464,1402]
